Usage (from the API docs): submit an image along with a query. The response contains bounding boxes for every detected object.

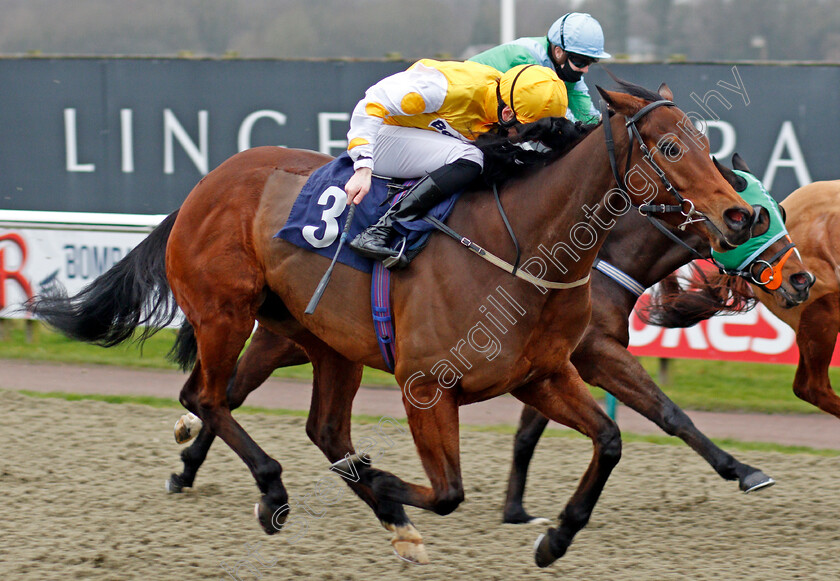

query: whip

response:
[305,204,357,315]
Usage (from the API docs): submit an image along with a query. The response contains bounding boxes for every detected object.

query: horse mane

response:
[475,71,665,187]
[638,264,758,328]
[475,117,599,186]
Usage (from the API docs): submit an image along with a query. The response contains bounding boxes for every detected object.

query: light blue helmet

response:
[548,13,611,60]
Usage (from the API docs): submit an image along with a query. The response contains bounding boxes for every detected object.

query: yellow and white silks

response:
[346,59,506,178]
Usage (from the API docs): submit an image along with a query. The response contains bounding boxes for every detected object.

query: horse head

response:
[712,153,814,307]
[596,80,754,253]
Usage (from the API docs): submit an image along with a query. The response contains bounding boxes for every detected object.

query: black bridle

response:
[600,98,703,229]
[599,98,794,288]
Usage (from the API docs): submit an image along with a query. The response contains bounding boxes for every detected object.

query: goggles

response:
[567,52,597,69]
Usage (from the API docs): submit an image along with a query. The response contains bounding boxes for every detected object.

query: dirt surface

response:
[3,359,840,450]
[3,389,840,581]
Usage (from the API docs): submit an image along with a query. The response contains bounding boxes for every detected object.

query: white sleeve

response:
[346,63,448,170]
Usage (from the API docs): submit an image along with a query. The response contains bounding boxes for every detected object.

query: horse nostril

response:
[790,272,814,290]
[723,207,750,231]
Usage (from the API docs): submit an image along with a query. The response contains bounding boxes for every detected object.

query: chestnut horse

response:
[167,155,814,527]
[644,178,840,421]
[29,80,756,567]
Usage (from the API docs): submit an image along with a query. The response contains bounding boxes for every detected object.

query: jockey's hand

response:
[345,168,373,205]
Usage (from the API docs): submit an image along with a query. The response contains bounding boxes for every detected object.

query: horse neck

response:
[500,117,638,281]
[596,211,707,296]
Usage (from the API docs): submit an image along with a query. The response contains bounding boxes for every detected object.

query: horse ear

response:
[596,87,647,117]
[596,86,613,108]
[731,152,752,174]
[750,204,771,237]
[658,83,674,101]
[713,156,748,193]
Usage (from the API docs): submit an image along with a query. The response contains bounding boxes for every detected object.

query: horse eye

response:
[659,141,680,157]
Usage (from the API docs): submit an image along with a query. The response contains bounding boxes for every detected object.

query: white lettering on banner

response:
[707,308,757,352]
[318,113,350,155]
[63,244,132,280]
[629,304,796,356]
[238,110,287,152]
[121,109,134,173]
[762,121,812,191]
[64,109,95,172]
[163,109,209,175]
[0,227,151,320]
[628,317,661,346]
[660,326,710,349]
[752,308,796,354]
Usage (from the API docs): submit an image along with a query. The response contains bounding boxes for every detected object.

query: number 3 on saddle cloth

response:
[275,152,461,370]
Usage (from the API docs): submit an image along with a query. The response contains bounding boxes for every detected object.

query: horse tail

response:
[27,210,181,347]
[167,319,197,372]
[639,264,758,328]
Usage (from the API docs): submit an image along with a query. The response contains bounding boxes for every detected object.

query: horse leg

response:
[303,341,425,564]
[168,326,309,493]
[329,380,464,563]
[502,403,551,524]
[511,365,621,568]
[792,295,840,417]
[573,335,774,493]
[178,318,291,535]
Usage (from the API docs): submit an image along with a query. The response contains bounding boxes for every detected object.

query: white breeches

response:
[370,125,484,179]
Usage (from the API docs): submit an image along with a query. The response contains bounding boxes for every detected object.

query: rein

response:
[424,215,590,290]
[599,98,794,290]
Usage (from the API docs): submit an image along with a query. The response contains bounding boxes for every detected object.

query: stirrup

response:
[382,237,408,270]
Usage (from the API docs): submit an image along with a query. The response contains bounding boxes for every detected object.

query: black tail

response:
[168,319,197,371]
[639,264,757,328]
[26,211,181,347]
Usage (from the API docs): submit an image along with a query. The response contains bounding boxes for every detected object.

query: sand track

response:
[3,390,840,580]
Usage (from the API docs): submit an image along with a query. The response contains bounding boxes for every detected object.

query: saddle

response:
[275,152,459,274]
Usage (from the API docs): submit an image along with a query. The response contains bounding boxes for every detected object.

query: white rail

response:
[0,210,167,233]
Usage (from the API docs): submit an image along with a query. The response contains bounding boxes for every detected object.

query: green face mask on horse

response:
[711,169,794,289]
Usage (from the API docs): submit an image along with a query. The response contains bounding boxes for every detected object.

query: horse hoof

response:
[254,499,287,535]
[392,540,430,565]
[165,475,183,494]
[503,507,550,525]
[741,471,776,494]
[174,413,202,444]
[386,522,429,565]
[534,531,557,568]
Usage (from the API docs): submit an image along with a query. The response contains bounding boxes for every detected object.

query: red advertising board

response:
[628,298,840,366]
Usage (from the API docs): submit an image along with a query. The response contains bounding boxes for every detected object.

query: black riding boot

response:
[349,174,447,261]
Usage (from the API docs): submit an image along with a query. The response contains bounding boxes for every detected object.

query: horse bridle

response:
[599,98,795,289]
[727,238,797,289]
[601,98,703,229]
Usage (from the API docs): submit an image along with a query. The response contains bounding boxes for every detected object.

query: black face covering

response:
[548,43,583,83]
[556,58,583,83]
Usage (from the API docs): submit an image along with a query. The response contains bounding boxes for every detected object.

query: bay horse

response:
[644,177,840,421]
[166,154,814,527]
[29,80,757,567]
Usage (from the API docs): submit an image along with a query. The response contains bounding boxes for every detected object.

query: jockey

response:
[469,12,610,125]
[346,59,568,263]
